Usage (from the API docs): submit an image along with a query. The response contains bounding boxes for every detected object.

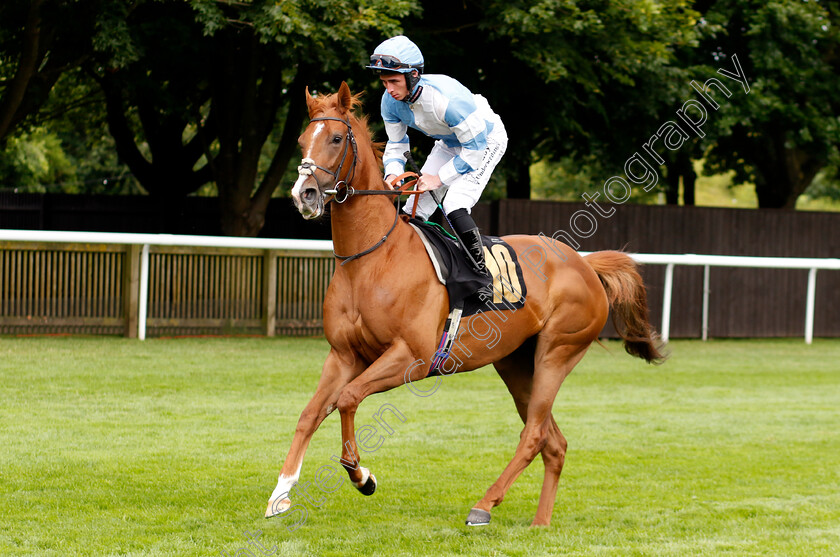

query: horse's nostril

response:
[302,188,318,203]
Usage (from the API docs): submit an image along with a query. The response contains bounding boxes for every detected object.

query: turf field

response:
[1,336,838,556]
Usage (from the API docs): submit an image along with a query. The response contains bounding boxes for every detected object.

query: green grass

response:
[1,337,838,556]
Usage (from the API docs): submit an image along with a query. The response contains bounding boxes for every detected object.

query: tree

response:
[402,0,700,200]
[803,150,840,203]
[0,127,73,190]
[7,0,837,226]
[0,1,142,194]
[87,0,418,236]
[0,0,106,144]
[697,0,840,208]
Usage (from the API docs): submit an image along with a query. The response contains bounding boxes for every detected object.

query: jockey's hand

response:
[385,174,398,189]
[417,174,443,192]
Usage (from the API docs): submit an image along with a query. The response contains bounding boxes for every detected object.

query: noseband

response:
[297,116,359,203]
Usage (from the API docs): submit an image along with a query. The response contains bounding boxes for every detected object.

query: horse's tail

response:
[584,250,667,364]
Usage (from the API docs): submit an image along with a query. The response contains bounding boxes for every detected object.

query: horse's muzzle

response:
[292,179,323,219]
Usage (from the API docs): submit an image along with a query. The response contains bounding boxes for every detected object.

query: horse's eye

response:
[332,135,343,144]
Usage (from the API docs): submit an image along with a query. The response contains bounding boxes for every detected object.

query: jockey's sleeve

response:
[382,102,409,178]
[437,94,489,186]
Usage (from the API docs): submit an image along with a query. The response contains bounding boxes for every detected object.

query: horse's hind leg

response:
[469,340,586,527]
[533,415,567,526]
[491,343,569,526]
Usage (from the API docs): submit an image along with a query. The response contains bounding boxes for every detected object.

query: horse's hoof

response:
[265,497,291,518]
[465,507,491,526]
[357,472,377,496]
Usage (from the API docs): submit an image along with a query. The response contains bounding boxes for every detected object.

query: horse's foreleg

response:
[334,340,418,492]
[265,350,362,518]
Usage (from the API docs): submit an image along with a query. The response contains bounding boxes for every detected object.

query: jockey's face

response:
[380,73,409,101]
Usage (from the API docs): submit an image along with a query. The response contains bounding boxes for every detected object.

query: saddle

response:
[407,217,527,316]
[407,217,528,374]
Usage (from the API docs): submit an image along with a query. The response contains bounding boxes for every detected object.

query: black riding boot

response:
[447,208,487,276]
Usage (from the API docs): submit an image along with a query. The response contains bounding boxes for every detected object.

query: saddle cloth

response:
[407,217,527,316]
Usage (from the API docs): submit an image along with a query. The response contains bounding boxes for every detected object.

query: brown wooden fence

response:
[492,200,840,338]
[0,243,127,335]
[1,197,838,339]
[0,241,334,337]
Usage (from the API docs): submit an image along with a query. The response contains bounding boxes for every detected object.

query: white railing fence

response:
[1,229,838,343]
[618,253,840,344]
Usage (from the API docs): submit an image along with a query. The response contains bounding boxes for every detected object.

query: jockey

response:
[366,35,508,276]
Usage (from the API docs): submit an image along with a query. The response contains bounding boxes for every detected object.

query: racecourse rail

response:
[1,229,838,343]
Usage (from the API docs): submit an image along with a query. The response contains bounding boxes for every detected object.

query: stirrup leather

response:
[429,302,464,375]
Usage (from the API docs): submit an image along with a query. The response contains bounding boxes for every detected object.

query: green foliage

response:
[406,1,701,201]
[0,64,139,194]
[530,155,661,203]
[74,0,427,233]
[486,0,698,88]
[0,123,139,194]
[90,1,140,69]
[530,156,604,201]
[802,147,840,202]
[697,0,840,206]
[0,127,74,191]
[2,0,840,221]
[191,0,418,66]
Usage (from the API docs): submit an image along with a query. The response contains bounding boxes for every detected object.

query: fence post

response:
[263,250,278,337]
[123,244,141,338]
[805,267,817,344]
[138,244,150,340]
[661,263,675,344]
[702,264,710,341]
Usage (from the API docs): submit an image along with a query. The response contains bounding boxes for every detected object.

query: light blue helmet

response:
[366,35,425,74]
[366,36,424,95]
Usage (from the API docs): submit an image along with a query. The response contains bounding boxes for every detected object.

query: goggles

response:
[369,54,416,71]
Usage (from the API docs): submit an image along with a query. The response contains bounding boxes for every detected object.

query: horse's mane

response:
[310,90,384,164]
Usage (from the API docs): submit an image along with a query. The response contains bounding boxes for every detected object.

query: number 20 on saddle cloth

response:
[407,218,527,372]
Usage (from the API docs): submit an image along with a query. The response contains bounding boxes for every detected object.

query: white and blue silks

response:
[381,74,508,219]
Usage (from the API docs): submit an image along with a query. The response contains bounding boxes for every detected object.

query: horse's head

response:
[291,81,359,219]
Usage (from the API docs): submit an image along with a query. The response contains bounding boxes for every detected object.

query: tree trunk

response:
[214,37,310,237]
[683,167,696,206]
[506,154,531,199]
[0,0,45,143]
[665,169,679,205]
[753,131,823,209]
[228,69,311,237]
[665,151,696,206]
[99,76,211,200]
[219,188,256,236]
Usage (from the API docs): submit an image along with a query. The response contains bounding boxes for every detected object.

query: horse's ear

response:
[337,81,352,114]
[305,86,317,117]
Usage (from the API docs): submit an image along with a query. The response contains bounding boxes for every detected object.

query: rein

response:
[326,172,423,203]
[298,116,422,264]
[333,209,400,266]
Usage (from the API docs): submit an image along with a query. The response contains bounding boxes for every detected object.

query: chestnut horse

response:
[266,82,664,527]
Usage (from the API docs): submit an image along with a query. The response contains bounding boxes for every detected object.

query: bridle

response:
[297,115,421,265]
[297,116,359,204]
